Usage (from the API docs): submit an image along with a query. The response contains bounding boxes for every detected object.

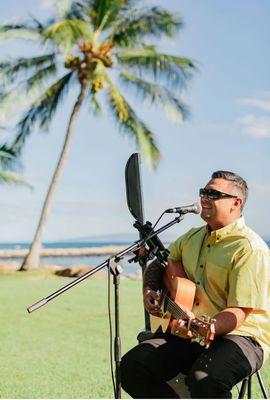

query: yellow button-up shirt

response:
[168,217,270,362]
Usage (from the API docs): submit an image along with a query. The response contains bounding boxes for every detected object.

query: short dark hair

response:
[211,170,248,209]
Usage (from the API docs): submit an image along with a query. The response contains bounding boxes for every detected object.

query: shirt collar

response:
[206,216,245,244]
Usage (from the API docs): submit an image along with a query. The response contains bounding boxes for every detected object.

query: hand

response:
[143,287,162,317]
[170,309,195,339]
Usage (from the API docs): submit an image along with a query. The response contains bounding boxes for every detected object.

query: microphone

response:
[165,202,202,215]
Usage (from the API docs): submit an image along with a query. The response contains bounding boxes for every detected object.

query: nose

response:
[200,195,210,205]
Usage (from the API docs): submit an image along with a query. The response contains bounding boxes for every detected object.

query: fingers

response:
[179,306,195,321]
[144,288,160,299]
[185,309,195,320]
[171,319,194,339]
[143,288,162,316]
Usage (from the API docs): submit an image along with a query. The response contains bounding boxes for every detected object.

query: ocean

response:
[0,239,269,276]
[0,241,141,275]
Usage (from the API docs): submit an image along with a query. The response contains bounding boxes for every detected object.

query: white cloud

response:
[236,92,270,139]
[239,98,270,112]
[238,92,270,112]
[236,114,270,138]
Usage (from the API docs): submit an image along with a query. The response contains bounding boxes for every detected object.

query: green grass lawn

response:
[0,271,269,398]
[0,271,144,398]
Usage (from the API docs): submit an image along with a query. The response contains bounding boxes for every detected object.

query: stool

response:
[238,371,268,399]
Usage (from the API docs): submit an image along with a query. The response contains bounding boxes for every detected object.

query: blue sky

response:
[0,0,269,242]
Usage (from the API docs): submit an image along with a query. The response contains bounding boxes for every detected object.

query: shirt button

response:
[207,244,210,248]
[197,281,200,285]
[200,264,203,268]
[195,302,199,306]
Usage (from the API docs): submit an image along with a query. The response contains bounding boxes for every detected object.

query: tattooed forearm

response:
[143,258,165,291]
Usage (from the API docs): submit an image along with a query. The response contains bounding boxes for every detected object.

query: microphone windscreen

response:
[193,202,202,214]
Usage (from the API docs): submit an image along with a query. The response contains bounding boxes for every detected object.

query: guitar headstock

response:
[190,315,216,348]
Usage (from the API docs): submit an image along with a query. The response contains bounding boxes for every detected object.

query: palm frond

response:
[0,55,58,113]
[0,21,41,42]
[87,0,117,29]
[109,6,182,47]
[0,54,56,88]
[28,15,45,31]
[83,0,136,30]
[116,47,196,91]
[120,70,189,122]
[89,94,103,116]
[65,1,92,22]
[94,0,110,28]
[0,171,29,186]
[105,72,160,169]
[43,19,93,53]
[13,72,74,152]
[119,0,139,10]
[1,63,58,110]
[0,144,17,168]
[24,63,58,91]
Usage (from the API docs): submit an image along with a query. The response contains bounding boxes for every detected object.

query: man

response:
[120,171,270,398]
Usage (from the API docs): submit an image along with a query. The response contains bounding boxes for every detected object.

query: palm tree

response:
[0,0,196,270]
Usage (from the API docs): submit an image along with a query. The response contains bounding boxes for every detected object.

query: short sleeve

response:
[227,249,270,311]
[167,234,185,261]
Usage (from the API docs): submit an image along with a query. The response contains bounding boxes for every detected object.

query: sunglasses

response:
[199,188,239,200]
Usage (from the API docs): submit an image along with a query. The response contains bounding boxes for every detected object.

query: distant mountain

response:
[59,233,138,243]
[59,232,177,243]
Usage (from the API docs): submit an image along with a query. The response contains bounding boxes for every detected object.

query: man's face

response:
[200,178,242,228]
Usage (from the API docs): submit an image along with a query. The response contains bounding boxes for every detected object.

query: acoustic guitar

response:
[149,276,215,348]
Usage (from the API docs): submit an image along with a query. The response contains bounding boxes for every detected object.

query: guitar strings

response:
[161,292,189,320]
[159,292,210,345]
[161,293,203,329]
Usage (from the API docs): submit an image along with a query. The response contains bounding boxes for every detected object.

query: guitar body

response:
[150,276,196,333]
[149,261,215,348]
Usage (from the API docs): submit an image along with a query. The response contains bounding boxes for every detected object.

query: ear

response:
[232,197,243,211]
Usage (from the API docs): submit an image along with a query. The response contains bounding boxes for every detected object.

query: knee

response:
[186,369,230,399]
[120,351,147,394]
[120,353,134,391]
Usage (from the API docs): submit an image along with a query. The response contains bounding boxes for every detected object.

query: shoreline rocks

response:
[0,245,128,258]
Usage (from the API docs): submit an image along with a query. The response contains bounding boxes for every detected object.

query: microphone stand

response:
[27,214,184,399]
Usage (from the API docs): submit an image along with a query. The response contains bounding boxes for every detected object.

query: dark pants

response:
[120,334,263,398]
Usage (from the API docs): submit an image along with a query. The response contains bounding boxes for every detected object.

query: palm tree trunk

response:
[20,82,87,270]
